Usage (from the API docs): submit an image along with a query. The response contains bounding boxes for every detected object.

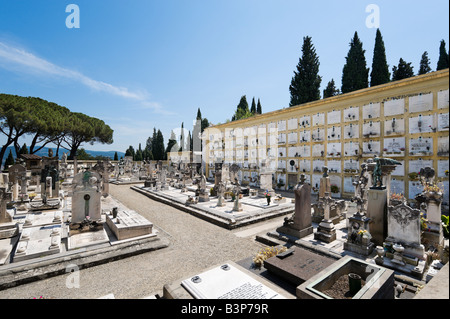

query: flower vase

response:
[267,197,271,205]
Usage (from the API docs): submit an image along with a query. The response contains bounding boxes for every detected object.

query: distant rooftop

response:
[19,154,42,160]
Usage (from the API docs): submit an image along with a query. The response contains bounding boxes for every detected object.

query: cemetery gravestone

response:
[69,171,104,234]
[276,174,313,239]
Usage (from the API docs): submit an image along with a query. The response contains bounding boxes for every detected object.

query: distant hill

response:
[1,146,125,165]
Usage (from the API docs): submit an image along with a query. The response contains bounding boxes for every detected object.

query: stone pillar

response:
[366,188,388,246]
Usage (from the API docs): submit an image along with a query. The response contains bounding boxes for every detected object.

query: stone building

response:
[203,69,449,205]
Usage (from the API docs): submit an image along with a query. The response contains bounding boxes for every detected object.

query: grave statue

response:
[276,174,313,239]
[216,181,225,207]
[371,156,401,189]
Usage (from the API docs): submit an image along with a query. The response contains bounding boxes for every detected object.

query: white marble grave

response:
[181,262,287,299]
[13,224,62,262]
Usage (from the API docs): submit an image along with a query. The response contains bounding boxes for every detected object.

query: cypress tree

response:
[250,97,257,114]
[370,29,390,86]
[179,122,185,152]
[232,96,251,121]
[392,58,414,81]
[19,143,28,155]
[418,51,432,75]
[153,129,165,160]
[114,152,118,161]
[289,36,321,106]
[341,32,369,94]
[323,79,340,99]
[256,99,262,114]
[4,149,15,169]
[437,40,449,70]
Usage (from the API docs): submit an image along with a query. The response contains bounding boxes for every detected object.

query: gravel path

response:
[0,184,266,299]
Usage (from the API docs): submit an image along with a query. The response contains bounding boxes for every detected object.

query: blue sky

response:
[0,0,449,153]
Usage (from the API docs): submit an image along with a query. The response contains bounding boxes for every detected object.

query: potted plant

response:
[330,184,340,194]
[264,191,272,205]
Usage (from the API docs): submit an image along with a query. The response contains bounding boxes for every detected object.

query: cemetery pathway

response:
[0,184,267,299]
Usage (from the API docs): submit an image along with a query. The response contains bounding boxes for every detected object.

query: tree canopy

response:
[341,32,369,94]
[0,93,114,165]
[289,36,321,106]
[370,29,390,87]
[392,58,414,81]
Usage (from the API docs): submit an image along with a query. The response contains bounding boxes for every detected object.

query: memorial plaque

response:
[409,137,433,156]
[363,102,380,119]
[409,93,433,113]
[344,177,355,193]
[258,124,266,135]
[383,137,405,156]
[278,120,286,131]
[299,130,310,143]
[438,160,449,177]
[329,175,342,196]
[409,159,433,173]
[181,263,286,299]
[278,133,286,144]
[287,159,298,173]
[299,115,311,128]
[288,132,297,144]
[312,128,325,141]
[385,117,405,136]
[312,144,325,157]
[408,181,423,199]
[327,160,341,173]
[288,118,298,130]
[438,112,449,131]
[409,115,435,134]
[327,142,341,157]
[343,106,359,122]
[327,110,341,124]
[313,112,325,126]
[384,99,405,116]
[327,126,341,140]
[363,121,380,137]
[437,136,449,156]
[390,178,405,195]
[344,141,360,157]
[299,159,311,173]
[311,174,321,193]
[299,145,310,158]
[344,159,359,173]
[312,160,325,173]
[344,123,359,139]
[278,147,286,158]
[288,146,300,158]
[264,247,336,286]
[438,89,449,109]
[363,140,380,156]
[443,181,449,204]
[391,160,404,176]
[277,160,286,170]
[268,133,277,147]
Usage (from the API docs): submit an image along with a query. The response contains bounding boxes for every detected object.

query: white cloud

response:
[0,41,164,112]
